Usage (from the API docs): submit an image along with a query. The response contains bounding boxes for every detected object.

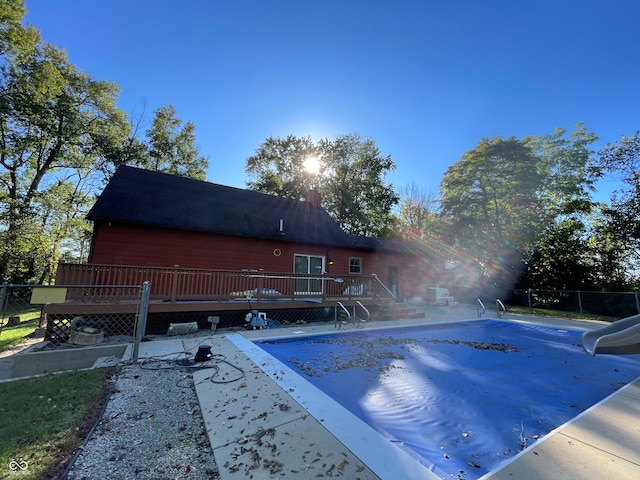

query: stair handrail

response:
[496,298,506,318]
[335,301,351,329]
[354,300,370,328]
[372,274,397,301]
[476,298,486,317]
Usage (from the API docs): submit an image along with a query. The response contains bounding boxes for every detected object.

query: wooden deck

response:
[43,265,423,342]
[47,263,395,315]
[43,296,380,315]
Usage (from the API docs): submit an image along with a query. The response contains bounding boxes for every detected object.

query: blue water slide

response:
[582,313,640,356]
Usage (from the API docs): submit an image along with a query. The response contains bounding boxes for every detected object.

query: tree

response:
[439,126,600,294]
[597,131,640,265]
[245,134,317,198]
[0,37,128,282]
[0,3,210,283]
[587,210,634,290]
[518,218,594,290]
[246,133,399,237]
[439,137,543,293]
[319,134,399,237]
[396,182,439,238]
[143,105,208,180]
[0,0,38,57]
[523,124,600,217]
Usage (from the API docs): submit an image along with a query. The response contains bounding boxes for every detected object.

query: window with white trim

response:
[349,257,362,274]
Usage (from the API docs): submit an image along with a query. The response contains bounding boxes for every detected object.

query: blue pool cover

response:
[255,320,640,479]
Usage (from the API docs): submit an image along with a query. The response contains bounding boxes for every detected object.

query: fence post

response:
[0,282,7,318]
[131,281,151,364]
[636,292,640,315]
[527,288,532,309]
[577,290,583,314]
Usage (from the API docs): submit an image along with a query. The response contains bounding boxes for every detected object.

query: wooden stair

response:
[387,303,425,320]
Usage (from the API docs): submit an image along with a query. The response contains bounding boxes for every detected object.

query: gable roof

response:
[88,166,353,247]
[348,234,428,256]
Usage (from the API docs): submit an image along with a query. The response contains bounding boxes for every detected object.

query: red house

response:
[51,166,430,334]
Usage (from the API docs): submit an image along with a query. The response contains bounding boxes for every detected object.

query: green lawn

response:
[0,311,40,352]
[0,368,111,479]
[507,305,616,322]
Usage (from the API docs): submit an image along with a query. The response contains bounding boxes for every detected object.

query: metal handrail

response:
[335,301,351,329]
[372,274,397,301]
[476,298,486,317]
[354,300,370,328]
[496,299,506,318]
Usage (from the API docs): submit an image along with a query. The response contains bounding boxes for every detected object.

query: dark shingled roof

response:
[347,234,422,254]
[88,166,354,247]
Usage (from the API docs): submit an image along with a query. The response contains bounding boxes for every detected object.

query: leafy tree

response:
[245,134,317,198]
[143,105,208,180]
[0,3,210,282]
[246,133,399,237]
[0,0,38,57]
[94,103,208,182]
[519,218,594,290]
[396,182,440,237]
[597,131,640,265]
[0,36,127,282]
[439,126,599,294]
[524,124,600,217]
[319,134,399,237]
[439,137,543,292]
[587,210,634,290]
[34,172,96,282]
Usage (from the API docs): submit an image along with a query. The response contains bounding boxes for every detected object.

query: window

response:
[349,257,362,274]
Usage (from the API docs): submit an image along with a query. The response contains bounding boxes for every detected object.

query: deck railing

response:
[55,262,395,305]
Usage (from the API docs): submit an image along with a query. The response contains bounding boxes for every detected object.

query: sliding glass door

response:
[294,254,324,294]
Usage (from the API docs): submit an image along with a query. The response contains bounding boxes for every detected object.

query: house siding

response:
[89,222,413,288]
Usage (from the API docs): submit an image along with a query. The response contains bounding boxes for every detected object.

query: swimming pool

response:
[249,319,640,479]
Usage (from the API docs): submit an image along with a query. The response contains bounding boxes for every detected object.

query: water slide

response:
[582,313,640,356]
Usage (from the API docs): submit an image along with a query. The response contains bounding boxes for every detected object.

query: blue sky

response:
[25,0,640,201]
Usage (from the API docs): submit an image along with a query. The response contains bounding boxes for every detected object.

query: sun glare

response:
[304,156,320,174]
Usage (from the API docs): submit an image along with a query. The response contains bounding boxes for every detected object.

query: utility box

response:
[426,287,452,305]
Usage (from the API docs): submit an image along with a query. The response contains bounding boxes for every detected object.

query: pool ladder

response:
[335,301,370,329]
[476,298,506,318]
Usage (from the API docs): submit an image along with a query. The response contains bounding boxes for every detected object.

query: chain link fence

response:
[510,289,640,318]
[1,283,147,347]
[1,283,384,349]
[0,284,42,331]
[441,286,640,319]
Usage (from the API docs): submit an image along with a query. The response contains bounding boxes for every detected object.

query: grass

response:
[0,306,40,352]
[0,368,112,480]
[0,308,41,352]
[507,305,616,322]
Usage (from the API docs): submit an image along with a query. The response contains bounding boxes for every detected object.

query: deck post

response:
[170,269,178,303]
[131,281,151,363]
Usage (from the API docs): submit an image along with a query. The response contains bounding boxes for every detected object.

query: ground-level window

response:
[294,254,324,293]
[349,257,362,274]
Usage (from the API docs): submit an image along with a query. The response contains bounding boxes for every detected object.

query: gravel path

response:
[65,364,220,480]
